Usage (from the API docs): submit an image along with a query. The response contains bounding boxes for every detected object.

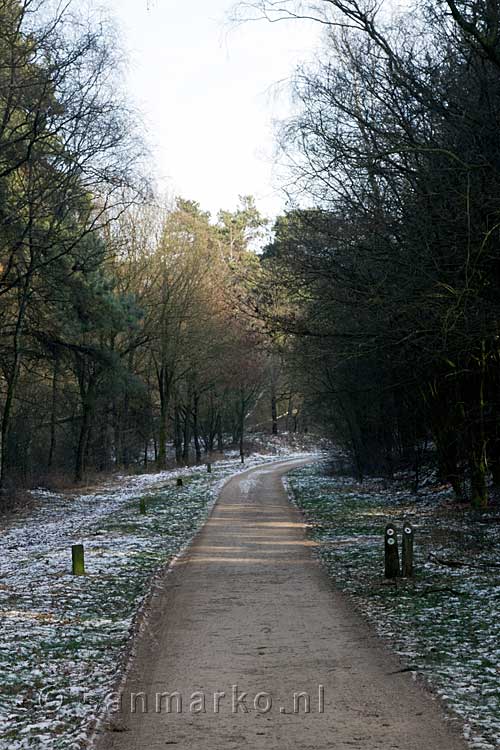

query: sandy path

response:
[96,458,467,750]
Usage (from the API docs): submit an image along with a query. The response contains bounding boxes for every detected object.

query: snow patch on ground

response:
[287,462,500,750]
[0,453,309,749]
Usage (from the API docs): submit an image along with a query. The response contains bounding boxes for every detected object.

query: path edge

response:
[88,456,312,747]
[282,468,470,746]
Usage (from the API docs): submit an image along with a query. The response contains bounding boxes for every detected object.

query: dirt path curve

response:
[96,458,467,750]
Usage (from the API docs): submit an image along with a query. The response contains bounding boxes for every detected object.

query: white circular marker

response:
[387,528,395,536]
[387,538,396,546]
[404,527,412,535]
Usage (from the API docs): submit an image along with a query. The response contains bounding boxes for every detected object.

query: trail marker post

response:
[140,497,147,515]
[402,522,414,578]
[176,477,183,487]
[207,463,212,473]
[72,544,85,576]
[384,523,400,579]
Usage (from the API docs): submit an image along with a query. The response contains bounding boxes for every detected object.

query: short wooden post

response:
[402,522,414,578]
[176,477,183,487]
[139,497,146,515]
[72,544,85,576]
[240,453,245,464]
[207,463,212,473]
[384,524,400,579]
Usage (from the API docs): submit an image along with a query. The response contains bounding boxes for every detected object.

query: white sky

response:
[101,0,321,221]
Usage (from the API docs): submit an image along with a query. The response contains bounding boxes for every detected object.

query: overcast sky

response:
[101,0,321,221]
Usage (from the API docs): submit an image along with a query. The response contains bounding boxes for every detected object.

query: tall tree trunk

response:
[75,376,97,483]
[122,388,131,469]
[75,407,91,482]
[470,342,488,509]
[1,173,36,491]
[47,356,60,470]
[488,427,500,488]
[113,401,123,470]
[97,411,110,472]
[0,284,30,488]
[271,391,278,435]
[239,391,245,461]
[193,392,202,463]
[207,390,216,452]
[269,354,280,435]
[174,404,183,465]
[157,365,171,470]
[1,371,18,488]
[286,396,293,432]
[182,384,192,464]
[216,413,224,453]
[121,351,134,468]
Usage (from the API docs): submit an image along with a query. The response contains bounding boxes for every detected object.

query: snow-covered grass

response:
[286,462,500,750]
[0,453,303,750]
[246,430,332,456]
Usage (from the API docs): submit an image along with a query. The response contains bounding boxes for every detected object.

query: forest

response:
[0,0,303,501]
[2,0,500,510]
[241,0,500,508]
[2,2,500,749]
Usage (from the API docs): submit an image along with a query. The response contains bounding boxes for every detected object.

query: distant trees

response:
[0,0,147,497]
[100,194,273,475]
[0,1,324,503]
[0,97,278,501]
[0,2,280,496]
[241,0,500,506]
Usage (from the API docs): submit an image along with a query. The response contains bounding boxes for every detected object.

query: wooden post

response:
[72,544,85,576]
[240,453,245,464]
[140,497,146,515]
[384,524,400,579]
[176,477,183,487]
[207,463,212,473]
[402,522,414,578]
